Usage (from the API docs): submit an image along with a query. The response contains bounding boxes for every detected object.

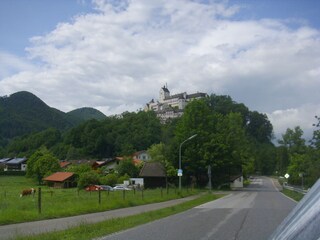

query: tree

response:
[275,146,290,175]
[311,115,320,149]
[116,158,139,177]
[66,163,92,176]
[26,147,61,184]
[148,143,176,177]
[100,173,118,186]
[246,111,273,143]
[278,126,306,155]
[77,171,100,189]
[174,99,252,186]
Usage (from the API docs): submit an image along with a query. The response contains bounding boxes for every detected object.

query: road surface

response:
[99,177,296,240]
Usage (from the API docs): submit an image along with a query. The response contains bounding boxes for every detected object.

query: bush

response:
[117,174,130,184]
[77,171,100,189]
[100,173,118,186]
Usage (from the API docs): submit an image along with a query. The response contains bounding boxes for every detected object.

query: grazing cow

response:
[20,188,36,197]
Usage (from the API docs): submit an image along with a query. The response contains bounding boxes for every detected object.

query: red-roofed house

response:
[59,161,72,169]
[92,161,107,170]
[43,172,76,188]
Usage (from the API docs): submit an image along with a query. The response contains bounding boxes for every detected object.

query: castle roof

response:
[187,92,208,99]
[162,86,170,93]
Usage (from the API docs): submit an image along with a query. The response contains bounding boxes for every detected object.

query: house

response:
[68,159,96,166]
[129,178,144,188]
[139,162,166,188]
[230,175,243,189]
[59,161,72,169]
[43,172,76,188]
[132,151,151,161]
[4,157,27,171]
[92,161,108,170]
[102,158,121,172]
[0,158,11,168]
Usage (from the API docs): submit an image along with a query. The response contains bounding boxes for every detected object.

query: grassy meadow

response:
[0,176,201,225]
[15,193,221,240]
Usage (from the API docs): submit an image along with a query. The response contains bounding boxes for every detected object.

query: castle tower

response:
[159,85,170,103]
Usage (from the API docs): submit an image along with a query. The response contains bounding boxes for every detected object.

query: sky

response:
[0,0,319,141]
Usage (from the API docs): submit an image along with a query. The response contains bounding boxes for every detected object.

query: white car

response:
[113,186,131,191]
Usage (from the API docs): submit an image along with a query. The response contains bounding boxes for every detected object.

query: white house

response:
[132,151,151,161]
[230,175,243,189]
[4,157,27,171]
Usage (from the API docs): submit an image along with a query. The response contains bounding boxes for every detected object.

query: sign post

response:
[208,165,212,191]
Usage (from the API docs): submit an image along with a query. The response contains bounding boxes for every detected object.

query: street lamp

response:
[179,134,197,192]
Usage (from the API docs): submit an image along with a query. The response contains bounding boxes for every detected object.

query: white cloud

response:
[0,0,319,138]
[267,104,320,141]
[0,52,35,79]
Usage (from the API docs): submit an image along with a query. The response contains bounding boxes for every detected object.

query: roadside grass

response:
[281,188,304,202]
[273,177,304,202]
[14,193,222,240]
[0,176,201,225]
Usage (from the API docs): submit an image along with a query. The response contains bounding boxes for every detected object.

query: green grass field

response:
[15,193,221,240]
[0,176,201,225]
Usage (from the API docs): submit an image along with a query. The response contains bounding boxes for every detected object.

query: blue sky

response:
[0,0,319,140]
[0,0,95,55]
[1,0,319,56]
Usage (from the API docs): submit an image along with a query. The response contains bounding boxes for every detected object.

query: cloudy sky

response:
[0,0,319,141]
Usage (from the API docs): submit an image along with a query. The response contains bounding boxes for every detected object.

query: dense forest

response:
[1,93,319,187]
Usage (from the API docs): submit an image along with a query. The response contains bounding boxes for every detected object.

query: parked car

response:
[100,185,114,191]
[85,185,103,191]
[113,185,131,191]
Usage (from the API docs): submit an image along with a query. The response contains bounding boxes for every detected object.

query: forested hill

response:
[67,107,106,122]
[0,91,105,141]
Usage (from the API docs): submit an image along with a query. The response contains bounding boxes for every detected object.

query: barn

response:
[43,172,76,188]
[4,157,27,171]
[139,162,166,188]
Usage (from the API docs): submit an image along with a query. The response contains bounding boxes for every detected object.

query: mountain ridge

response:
[0,91,106,142]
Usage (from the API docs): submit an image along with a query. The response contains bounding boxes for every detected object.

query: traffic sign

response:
[177,169,183,176]
[285,173,290,179]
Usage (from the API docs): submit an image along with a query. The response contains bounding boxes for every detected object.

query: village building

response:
[4,157,27,171]
[0,158,11,169]
[145,85,208,122]
[59,161,72,169]
[230,175,244,190]
[132,150,151,161]
[43,172,76,188]
[139,162,167,188]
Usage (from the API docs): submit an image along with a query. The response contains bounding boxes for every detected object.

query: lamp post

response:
[179,134,197,192]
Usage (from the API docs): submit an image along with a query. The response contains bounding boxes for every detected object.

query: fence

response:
[283,184,309,195]
[0,186,197,225]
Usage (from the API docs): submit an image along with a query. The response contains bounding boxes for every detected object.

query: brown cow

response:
[20,188,36,197]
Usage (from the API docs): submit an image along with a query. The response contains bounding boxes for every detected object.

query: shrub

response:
[100,173,118,186]
[77,171,100,189]
[117,174,130,184]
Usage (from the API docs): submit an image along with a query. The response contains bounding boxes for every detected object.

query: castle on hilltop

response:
[144,85,208,122]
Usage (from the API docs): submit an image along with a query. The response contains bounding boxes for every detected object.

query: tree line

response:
[0,94,319,187]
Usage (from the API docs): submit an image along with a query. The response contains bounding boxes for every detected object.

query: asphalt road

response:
[98,177,296,240]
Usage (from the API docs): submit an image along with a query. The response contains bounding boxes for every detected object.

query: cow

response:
[20,188,36,197]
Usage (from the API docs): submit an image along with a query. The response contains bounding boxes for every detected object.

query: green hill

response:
[0,91,78,140]
[0,91,107,142]
[67,107,106,122]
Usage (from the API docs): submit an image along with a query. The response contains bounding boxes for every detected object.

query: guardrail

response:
[283,184,309,195]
